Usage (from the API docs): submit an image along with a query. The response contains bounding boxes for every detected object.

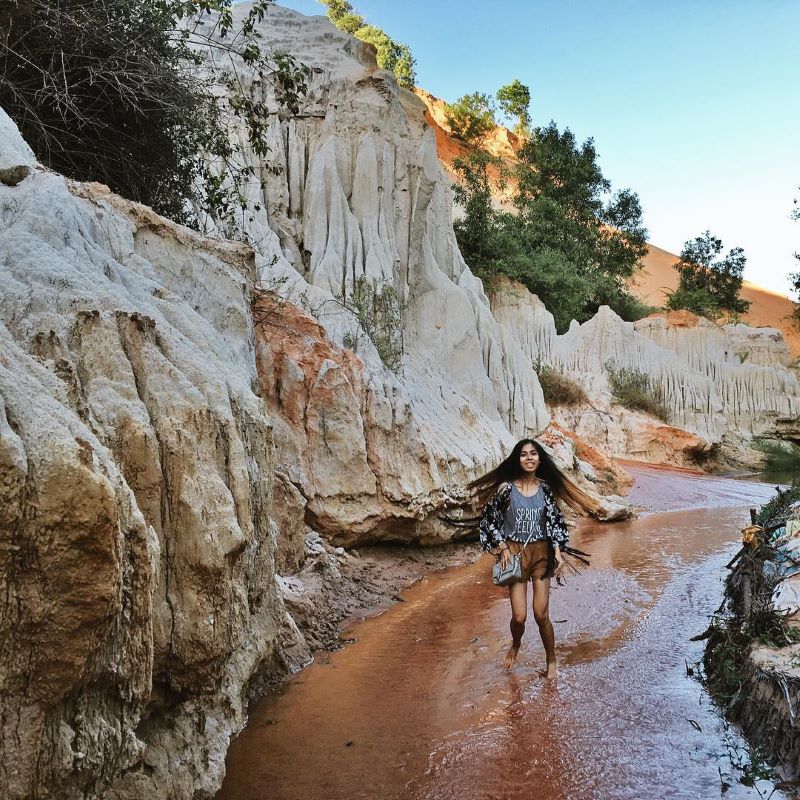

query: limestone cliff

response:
[490,279,800,465]
[0,110,315,798]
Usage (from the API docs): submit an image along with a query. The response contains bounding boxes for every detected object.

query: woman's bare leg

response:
[504,580,528,669]
[532,577,557,678]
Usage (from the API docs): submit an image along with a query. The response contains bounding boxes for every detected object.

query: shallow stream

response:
[218,471,787,799]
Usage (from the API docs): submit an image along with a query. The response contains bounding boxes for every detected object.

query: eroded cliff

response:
[0,108,316,797]
[490,278,800,466]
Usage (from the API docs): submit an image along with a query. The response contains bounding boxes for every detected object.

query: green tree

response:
[452,121,649,332]
[666,231,750,319]
[513,123,649,322]
[451,152,508,280]
[0,0,310,230]
[321,0,363,32]
[496,79,531,137]
[444,92,497,143]
[790,190,800,325]
[319,0,416,88]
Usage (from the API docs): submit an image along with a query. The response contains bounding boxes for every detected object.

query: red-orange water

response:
[218,474,786,800]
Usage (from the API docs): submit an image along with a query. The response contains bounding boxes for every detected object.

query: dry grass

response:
[605,363,670,423]
[533,361,588,407]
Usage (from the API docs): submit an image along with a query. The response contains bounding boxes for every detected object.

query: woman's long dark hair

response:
[443,438,573,535]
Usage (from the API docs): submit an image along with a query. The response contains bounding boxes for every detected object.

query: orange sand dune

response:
[636,244,800,358]
[415,89,800,359]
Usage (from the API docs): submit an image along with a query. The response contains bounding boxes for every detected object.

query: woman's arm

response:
[479,483,512,553]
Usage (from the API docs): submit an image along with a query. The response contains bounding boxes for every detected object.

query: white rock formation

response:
[198,4,549,440]
[0,109,311,798]
[490,279,800,462]
[0,87,612,800]
[0,107,35,185]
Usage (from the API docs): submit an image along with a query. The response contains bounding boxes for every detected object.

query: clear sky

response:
[278,0,800,298]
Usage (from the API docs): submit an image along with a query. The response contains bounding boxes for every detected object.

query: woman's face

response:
[519,443,540,474]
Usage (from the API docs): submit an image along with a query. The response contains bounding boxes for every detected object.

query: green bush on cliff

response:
[605,363,670,422]
[666,231,750,320]
[452,123,650,332]
[0,0,310,230]
[320,0,416,88]
[496,79,531,138]
[753,438,800,475]
[533,361,588,407]
[444,93,497,143]
[339,276,405,373]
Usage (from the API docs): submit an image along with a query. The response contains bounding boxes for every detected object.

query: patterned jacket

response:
[479,480,569,552]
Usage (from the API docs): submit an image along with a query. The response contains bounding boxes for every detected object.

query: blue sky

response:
[278,0,800,298]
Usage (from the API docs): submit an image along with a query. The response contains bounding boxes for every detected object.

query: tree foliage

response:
[444,92,497,143]
[790,189,800,325]
[320,0,415,88]
[666,231,750,319]
[0,0,310,230]
[496,79,531,137]
[453,121,649,332]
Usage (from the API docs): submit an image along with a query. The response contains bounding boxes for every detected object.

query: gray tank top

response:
[503,483,547,543]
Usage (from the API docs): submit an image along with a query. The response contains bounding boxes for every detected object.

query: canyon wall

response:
[491,280,800,464]
[211,5,798,472]
[0,111,318,798]
[196,5,628,526]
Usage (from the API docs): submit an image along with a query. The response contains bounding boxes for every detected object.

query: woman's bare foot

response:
[545,661,558,679]
[503,644,520,669]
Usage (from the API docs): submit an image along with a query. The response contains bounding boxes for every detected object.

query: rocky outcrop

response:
[0,107,35,185]
[490,279,800,465]
[190,4,627,533]
[201,4,549,441]
[0,112,309,798]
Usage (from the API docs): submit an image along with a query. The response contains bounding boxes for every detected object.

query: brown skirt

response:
[505,539,551,581]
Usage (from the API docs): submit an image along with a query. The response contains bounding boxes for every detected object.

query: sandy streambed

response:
[218,470,783,799]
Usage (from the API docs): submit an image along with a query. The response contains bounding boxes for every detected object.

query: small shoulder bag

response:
[492,527,537,587]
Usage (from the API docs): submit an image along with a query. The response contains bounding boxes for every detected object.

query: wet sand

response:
[217,471,784,800]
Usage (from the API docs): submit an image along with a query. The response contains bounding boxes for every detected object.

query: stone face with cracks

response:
[0,174,297,799]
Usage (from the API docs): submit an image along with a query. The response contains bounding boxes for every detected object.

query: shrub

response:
[496,79,531,138]
[665,286,723,319]
[444,92,497,143]
[753,438,800,475]
[340,276,404,373]
[607,292,658,323]
[605,363,670,422]
[533,361,588,407]
[755,476,800,528]
[0,0,310,230]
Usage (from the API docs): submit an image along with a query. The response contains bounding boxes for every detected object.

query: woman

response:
[447,438,581,676]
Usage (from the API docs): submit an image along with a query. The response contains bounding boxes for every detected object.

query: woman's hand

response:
[554,546,565,579]
[498,543,513,569]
